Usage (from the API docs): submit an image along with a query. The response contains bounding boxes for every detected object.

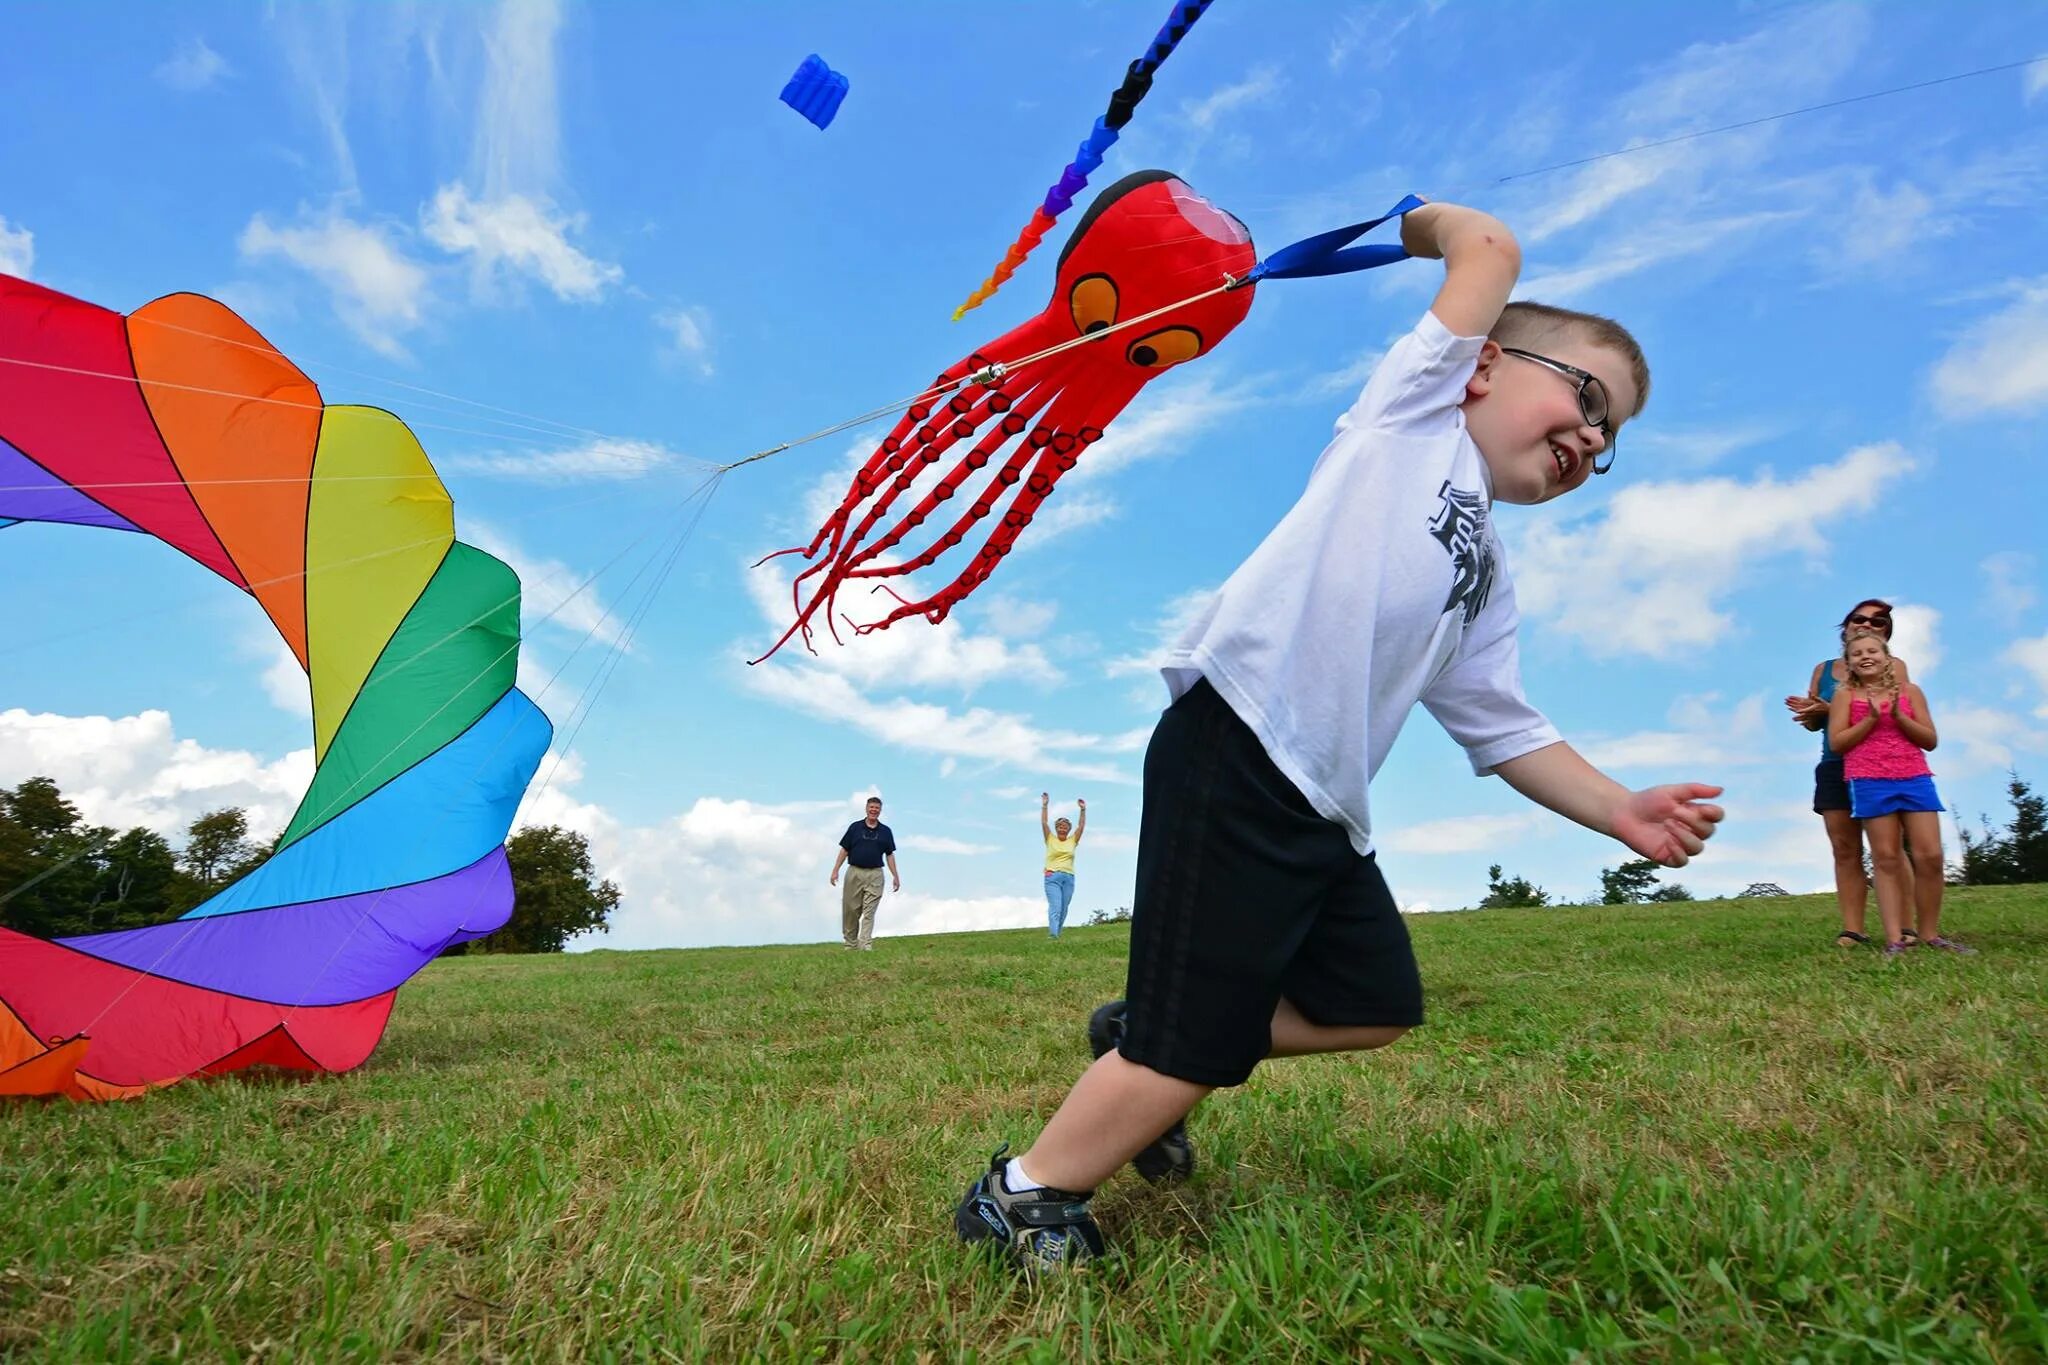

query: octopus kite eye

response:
[1069,274,1119,334]
[1127,326,1203,369]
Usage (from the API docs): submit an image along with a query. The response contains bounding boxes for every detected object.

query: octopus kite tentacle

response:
[752,169,1258,663]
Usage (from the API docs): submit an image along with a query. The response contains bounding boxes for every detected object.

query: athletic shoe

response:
[1921,936,1978,955]
[1087,1000,1194,1185]
[954,1147,1104,1272]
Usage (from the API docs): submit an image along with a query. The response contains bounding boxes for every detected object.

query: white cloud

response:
[1982,552,2038,622]
[1304,346,1386,400]
[1629,422,1780,469]
[1516,209,1806,302]
[2026,61,2048,105]
[1512,443,1915,658]
[1182,67,1283,130]
[743,667,1131,785]
[270,3,357,193]
[1106,587,1218,679]
[441,437,688,483]
[1938,701,2048,775]
[902,835,1001,856]
[465,517,629,652]
[1836,179,1953,269]
[258,637,312,719]
[0,709,310,845]
[1074,373,1260,484]
[1887,604,1942,678]
[1578,692,1772,771]
[422,185,622,303]
[472,0,562,199]
[0,216,31,278]
[1377,810,1547,855]
[156,38,230,91]
[1928,279,2048,418]
[238,210,430,359]
[657,307,714,377]
[2010,633,2048,718]
[972,595,1058,640]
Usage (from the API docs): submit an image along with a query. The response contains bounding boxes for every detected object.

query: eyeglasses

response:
[1499,348,1616,475]
[1847,612,1891,628]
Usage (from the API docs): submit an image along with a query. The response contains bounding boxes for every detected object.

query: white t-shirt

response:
[1160,309,1560,856]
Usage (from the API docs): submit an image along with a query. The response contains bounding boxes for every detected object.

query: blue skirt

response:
[1849,774,1943,819]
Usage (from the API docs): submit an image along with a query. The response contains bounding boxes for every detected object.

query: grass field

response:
[4,887,2045,1362]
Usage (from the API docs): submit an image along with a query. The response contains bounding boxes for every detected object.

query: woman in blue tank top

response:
[1785,599,1920,947]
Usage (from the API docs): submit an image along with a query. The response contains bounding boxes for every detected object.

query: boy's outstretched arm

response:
[1400,202,1522,338]
[1492,742,1724,868]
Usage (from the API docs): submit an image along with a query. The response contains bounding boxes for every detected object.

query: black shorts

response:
[1813,758,1851,814]
[1119,679,1423,1088]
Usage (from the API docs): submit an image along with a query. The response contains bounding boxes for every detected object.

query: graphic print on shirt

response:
[1428,480,1496,623]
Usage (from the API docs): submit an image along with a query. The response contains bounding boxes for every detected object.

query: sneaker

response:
[1087,1000,1194,1185]
[954,1147,1104,1272]
[1921,936,1978,955]
[1884,939,1915,957]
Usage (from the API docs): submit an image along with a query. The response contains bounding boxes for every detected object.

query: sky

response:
[2,1,2046,951]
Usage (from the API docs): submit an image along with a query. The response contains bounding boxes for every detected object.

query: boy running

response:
[955,200,1726,1270]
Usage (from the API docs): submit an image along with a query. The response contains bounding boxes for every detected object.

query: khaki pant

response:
[841,865,884,949]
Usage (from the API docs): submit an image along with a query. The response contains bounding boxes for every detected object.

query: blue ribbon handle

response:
[1241,194,1427,285]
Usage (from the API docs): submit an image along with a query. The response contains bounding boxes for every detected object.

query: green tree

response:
[1600,858,1664,904]
[84,827,184,933]
[483,825,620,953]
[1645,883,1694,903]
[0,776,116,938]
[1960,772,2047,886]
[179,808,261,891]
[1477,863,1549,909]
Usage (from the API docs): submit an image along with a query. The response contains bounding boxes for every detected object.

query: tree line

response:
[0,775,617,952]
[1479,770,2045,908]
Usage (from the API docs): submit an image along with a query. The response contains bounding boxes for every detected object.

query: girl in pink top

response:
[1828,630,1970,955]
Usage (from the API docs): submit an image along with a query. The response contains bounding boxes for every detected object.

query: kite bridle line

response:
[0,351,672,458]
[121,308,622,446]
[60,467,730,1043]
[271,473,728,1030]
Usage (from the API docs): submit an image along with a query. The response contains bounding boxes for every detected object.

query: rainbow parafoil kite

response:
[0,273,550,1101]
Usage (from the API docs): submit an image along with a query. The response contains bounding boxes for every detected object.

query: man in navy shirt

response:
[830,796,899,950]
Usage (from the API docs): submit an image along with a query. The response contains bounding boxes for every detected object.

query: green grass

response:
[5,888,2046,1362]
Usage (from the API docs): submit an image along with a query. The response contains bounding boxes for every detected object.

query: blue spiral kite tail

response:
[952,0,1217,321]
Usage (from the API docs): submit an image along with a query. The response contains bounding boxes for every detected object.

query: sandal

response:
[1900,928,1921,944]
[1834,930,1870,948]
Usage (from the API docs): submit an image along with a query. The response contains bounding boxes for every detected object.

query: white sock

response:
[1002,1157,1045,1193]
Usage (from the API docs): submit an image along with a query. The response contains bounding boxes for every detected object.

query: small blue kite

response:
[780,54,849,130]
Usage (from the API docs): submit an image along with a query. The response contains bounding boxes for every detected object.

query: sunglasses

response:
[1500,348,1616,474]
[1847,612,1892,628]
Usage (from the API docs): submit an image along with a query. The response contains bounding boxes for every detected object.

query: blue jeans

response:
[1043,871,1075,938]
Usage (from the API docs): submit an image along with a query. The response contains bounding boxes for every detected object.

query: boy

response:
[954,201,1726,1270]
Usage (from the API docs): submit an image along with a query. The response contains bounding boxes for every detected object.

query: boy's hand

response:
[1612,784,1724,868]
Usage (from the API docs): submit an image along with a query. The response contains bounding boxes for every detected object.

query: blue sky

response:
[3,2,2046,949]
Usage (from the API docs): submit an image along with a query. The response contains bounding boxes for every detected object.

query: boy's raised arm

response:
[1492,741,1724,869]
[1401,201,1521,339]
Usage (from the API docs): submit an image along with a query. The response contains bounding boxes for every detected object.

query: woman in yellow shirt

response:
[1041,792,1086,939]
